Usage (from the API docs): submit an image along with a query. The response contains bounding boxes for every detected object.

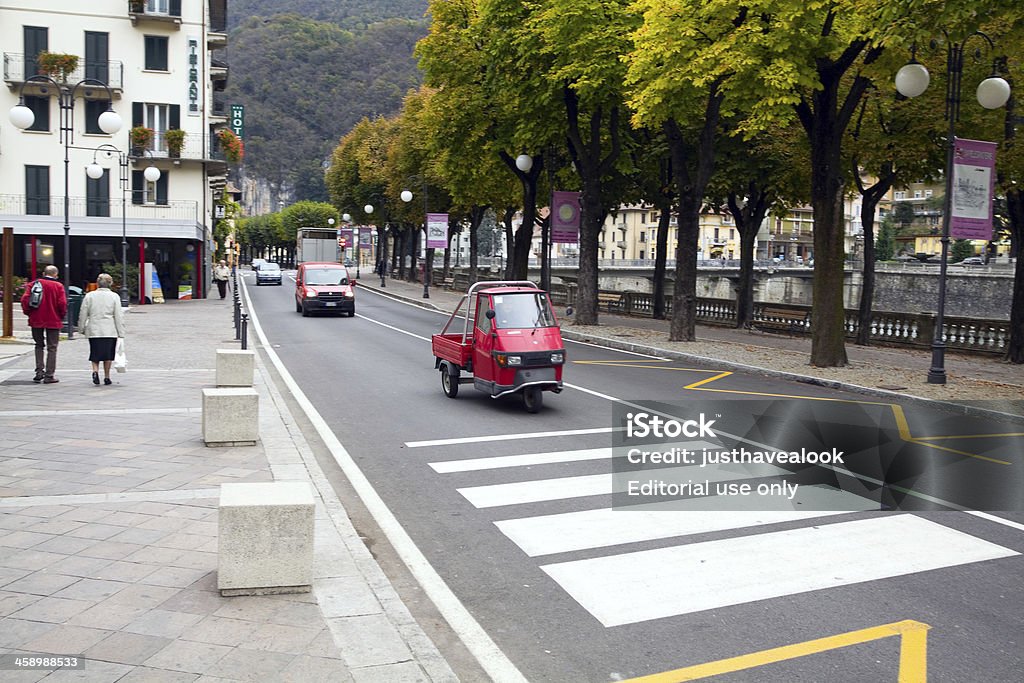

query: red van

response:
[295,262,355,317]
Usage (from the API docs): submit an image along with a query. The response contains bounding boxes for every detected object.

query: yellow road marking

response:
[581,359,1014,465]
[620,619,930,683]
[915,432,1024,441]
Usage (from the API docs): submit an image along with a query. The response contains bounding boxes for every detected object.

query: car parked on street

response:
[958,256,985,265]
[295,262,355,316]
[256,262,283,285]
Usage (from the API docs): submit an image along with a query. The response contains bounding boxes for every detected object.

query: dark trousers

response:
[216,279,228,298]
[32,327,60,379]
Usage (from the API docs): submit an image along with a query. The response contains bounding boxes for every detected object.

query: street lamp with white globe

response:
[400,178,430,299]
[85,147,160,306]
[894,33,1010,384]
[10,76,122,337]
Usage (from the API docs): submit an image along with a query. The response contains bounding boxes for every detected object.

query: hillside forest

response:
[222,1,427,205]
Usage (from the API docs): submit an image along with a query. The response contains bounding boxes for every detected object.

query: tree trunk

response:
[652,161,674,320]
[395,229,406,280]
[502,208,516,279]
[728,189,769,329]
[795,37,877,366]
[664,86,722,341]
[808,149,849,366]
[855,170,892,346]
[500,152,542,280]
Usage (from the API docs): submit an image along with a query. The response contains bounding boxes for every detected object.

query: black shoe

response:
[92,372,100,385]
[43,377,59,384]
[33,373,44,383]
[104,378,112,385]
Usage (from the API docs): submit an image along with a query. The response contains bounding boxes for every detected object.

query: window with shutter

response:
[144,36,168,71]
[24,27,47,78]
[85,32,109,83]
[26,166,50,216]
[87,169,110,217]
[24,96,50,132]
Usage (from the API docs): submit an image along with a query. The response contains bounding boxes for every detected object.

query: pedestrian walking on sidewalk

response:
[20,265,67,384]
[213,260,230,299]
[78,273,125,386]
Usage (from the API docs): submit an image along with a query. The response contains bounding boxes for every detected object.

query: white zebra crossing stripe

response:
[429,442,718,473]
[495,486,875,557]
[540,514,1019,627]
[456,462,789,508]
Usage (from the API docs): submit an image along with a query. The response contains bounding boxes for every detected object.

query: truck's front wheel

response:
[523,386,543,413]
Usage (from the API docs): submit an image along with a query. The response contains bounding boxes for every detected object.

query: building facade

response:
[1,0,229,301]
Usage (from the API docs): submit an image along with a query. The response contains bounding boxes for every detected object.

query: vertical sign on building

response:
[950,137,997,240]
[187,37,200,116]
[230,105,244,138]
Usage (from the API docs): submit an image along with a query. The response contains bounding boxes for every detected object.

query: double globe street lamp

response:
[894,33,1010,384]
[85,146,160,307]
[10,76,122,338]
[364,203,386,287]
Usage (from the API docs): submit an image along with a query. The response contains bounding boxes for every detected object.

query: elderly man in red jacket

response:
[20,265,68,384]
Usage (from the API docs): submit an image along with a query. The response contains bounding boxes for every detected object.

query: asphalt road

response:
[243,271,1024,683]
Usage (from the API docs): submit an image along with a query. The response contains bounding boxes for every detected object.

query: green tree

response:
[951,239,975,263]
[875,217,896,262]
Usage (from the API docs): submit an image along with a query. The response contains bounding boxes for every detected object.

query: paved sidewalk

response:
[357,274,1024,417]
[0,294,456,682]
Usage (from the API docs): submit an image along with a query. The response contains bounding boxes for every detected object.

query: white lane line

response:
[355,312,431,342]
[432,448,612,473]
[541,514,1019,627]
[564,337,666,359]
[241,278,527,682]
[428,441,718,473]
[967,510,1024,533]
[496,490,871,557]
[407,427,614,449]
[457,463,789,509]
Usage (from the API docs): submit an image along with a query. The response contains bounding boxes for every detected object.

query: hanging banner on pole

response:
[427,213,448,249]
[551,191,581,243]
[950,138,997,240]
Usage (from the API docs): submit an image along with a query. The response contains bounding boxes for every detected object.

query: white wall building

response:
[1,0,229,301]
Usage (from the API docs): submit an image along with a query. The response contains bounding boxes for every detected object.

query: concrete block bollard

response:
[217,482,315,595]
[216,349,255,387]
[202,387,258,446]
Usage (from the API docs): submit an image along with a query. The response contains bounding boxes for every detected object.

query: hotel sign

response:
[230,105,244,138]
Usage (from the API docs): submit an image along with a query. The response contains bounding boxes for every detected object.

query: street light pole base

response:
[422,284,430,299]
[119,287,130,308]
[926,343,947,384]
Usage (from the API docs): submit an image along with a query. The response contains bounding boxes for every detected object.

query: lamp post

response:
[895,34,1010,384]
[365,204,386,287]
[400,177,431,298]
[10,76,122,338]
[86,145,160,307]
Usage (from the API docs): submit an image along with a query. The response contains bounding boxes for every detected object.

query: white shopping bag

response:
[113,338,127,373]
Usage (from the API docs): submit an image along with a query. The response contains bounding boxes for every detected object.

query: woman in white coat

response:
[78,273,126,385]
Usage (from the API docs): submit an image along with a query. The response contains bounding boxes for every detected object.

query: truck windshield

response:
[491,293,556,329]
[305,268,347,285]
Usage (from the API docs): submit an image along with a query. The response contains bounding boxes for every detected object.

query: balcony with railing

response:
[128,0,182,27]
[130,132,229,173]
[4,54,124,91]
[0,194,202,240]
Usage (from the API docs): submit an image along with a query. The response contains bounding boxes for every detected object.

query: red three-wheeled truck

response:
[430,281,569,413]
